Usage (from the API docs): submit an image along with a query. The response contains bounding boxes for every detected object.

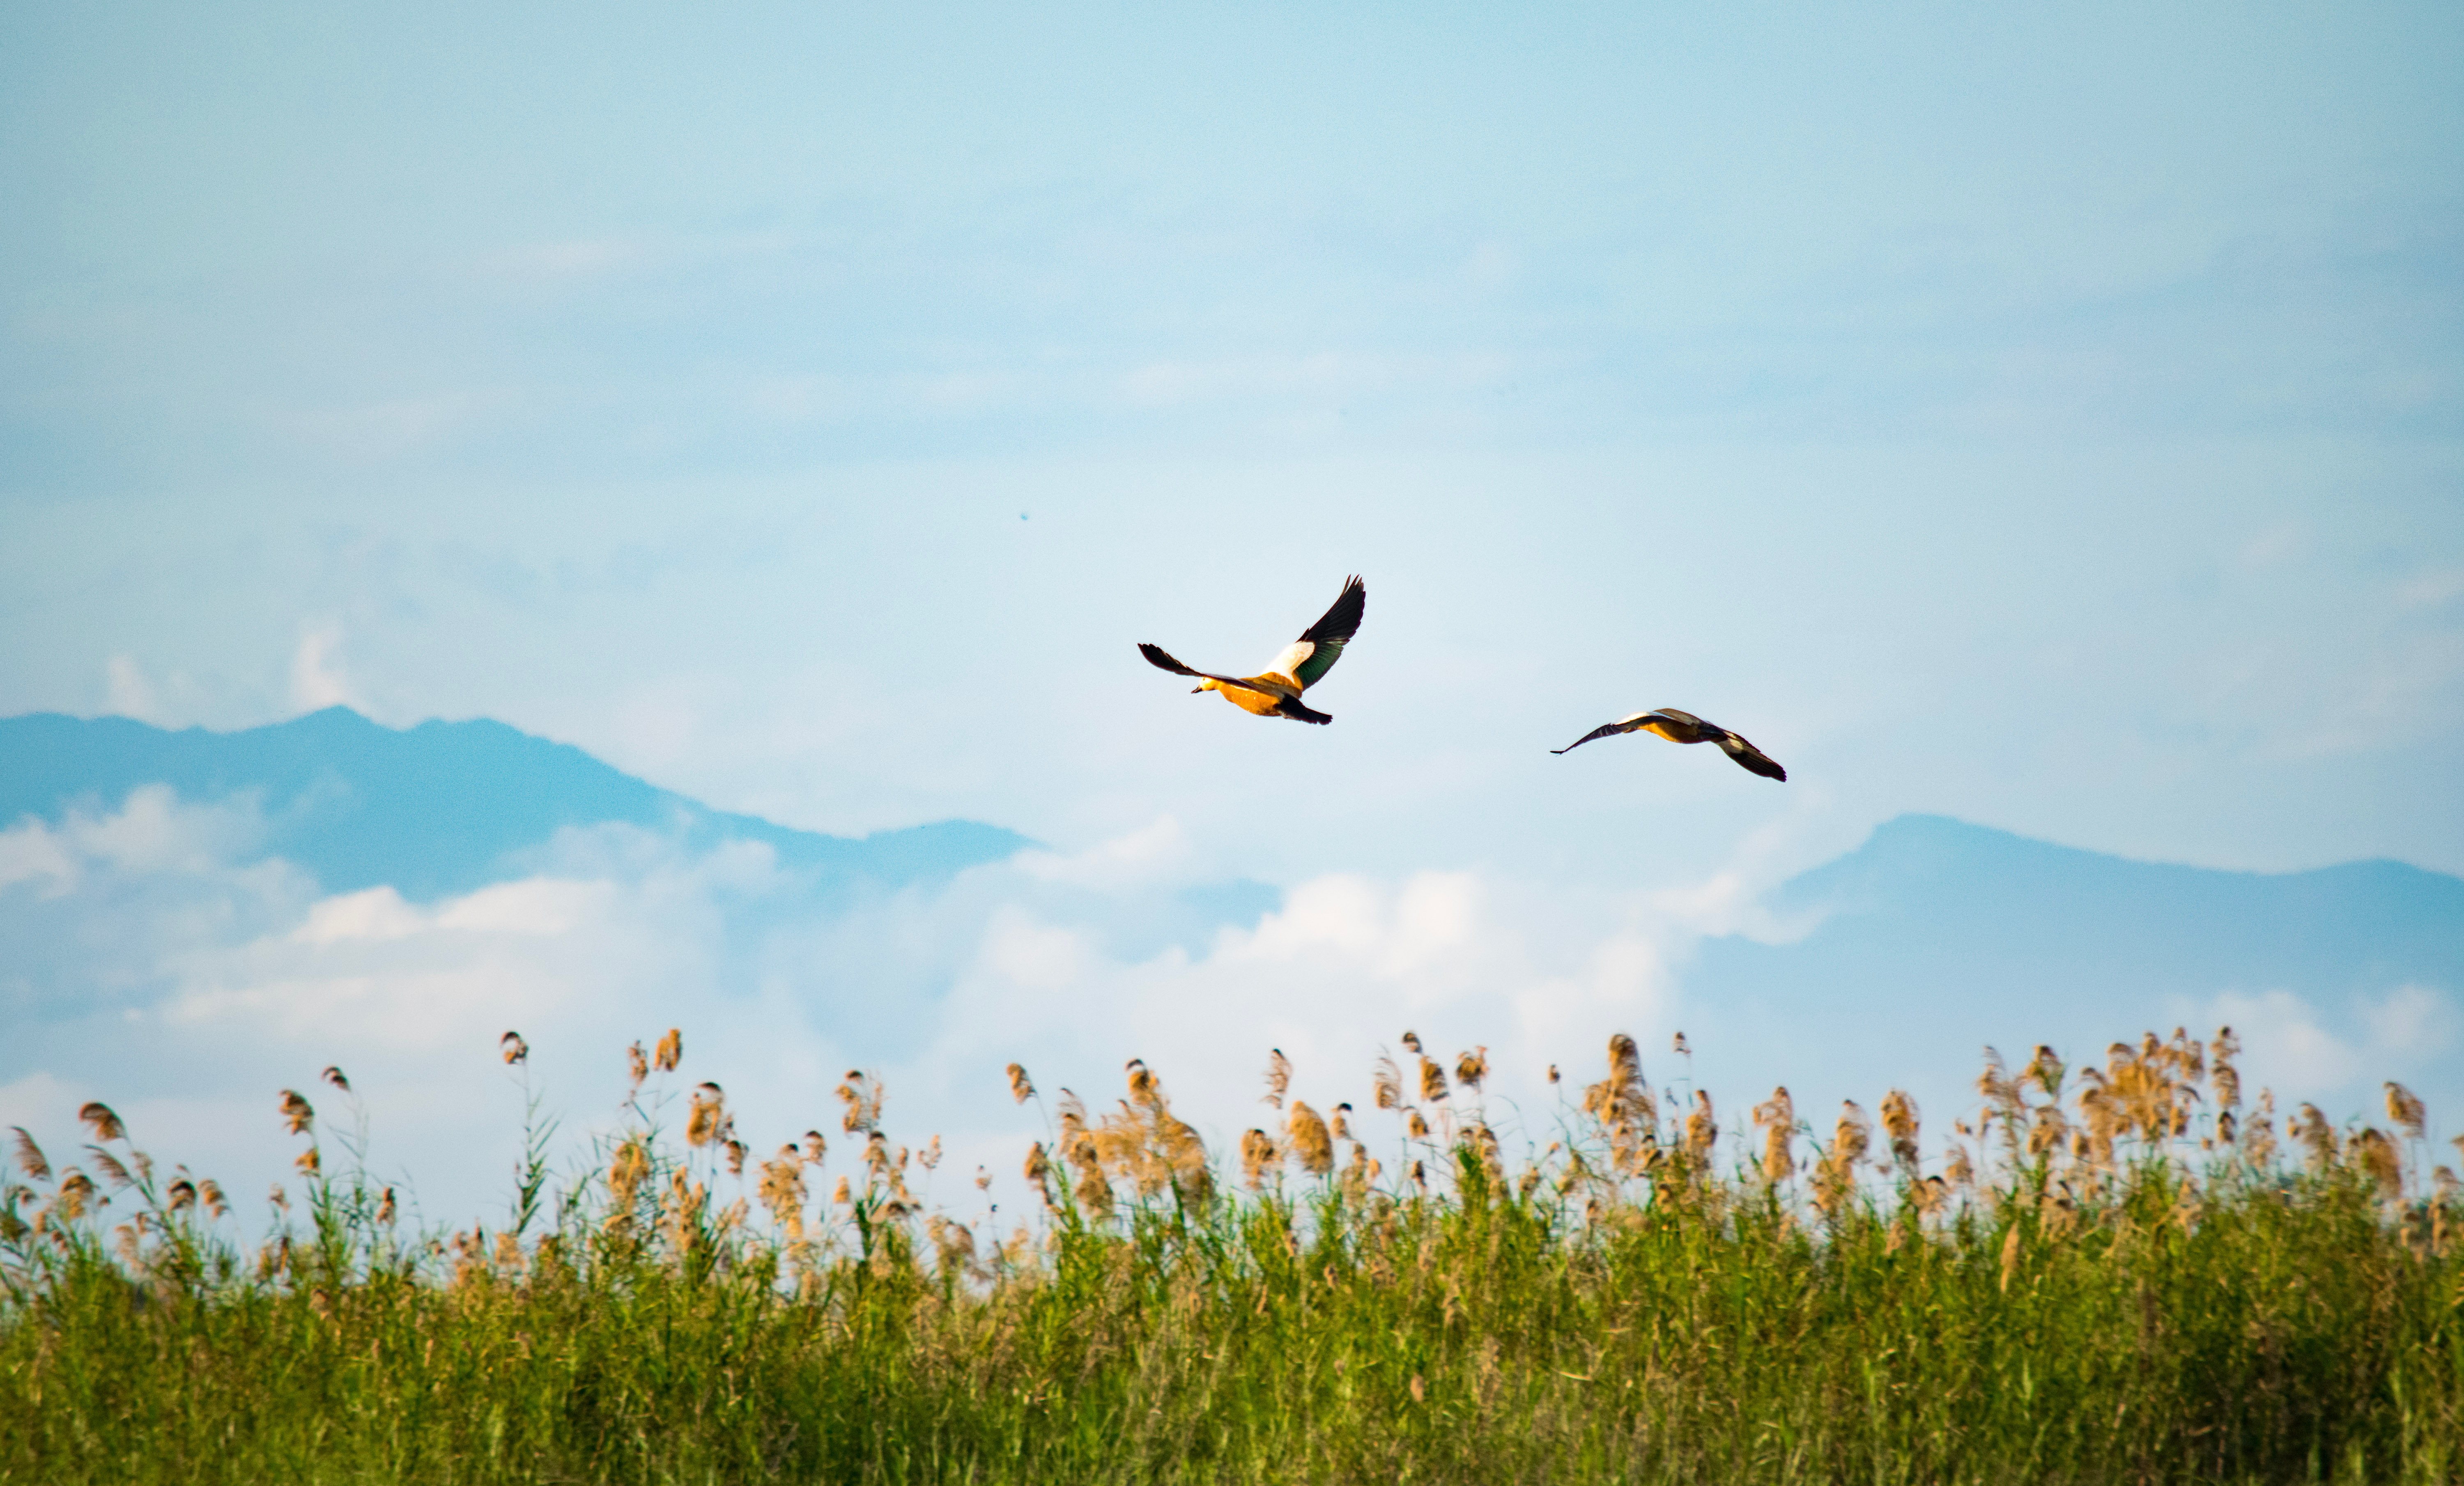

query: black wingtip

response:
[1299,576,1368,644]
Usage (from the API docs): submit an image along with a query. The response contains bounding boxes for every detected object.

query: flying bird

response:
[1551,708,1787,780]
[1140,576,1366,726]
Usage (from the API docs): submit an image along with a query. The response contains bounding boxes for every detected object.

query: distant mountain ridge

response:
[1687,813,2464,1124]
[0,707,1030,899]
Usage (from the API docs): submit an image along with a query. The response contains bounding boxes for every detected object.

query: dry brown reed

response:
[2386,1082,2427,1141]
[1752,1087,1795,1184]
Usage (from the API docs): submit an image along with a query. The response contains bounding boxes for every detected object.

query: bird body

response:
[1141,576,1365,726]
[1553,707,1786,780]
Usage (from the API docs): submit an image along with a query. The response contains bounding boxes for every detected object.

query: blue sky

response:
[2,1,2461,1220]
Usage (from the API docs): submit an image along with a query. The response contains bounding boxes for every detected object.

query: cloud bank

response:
[9,785,2455,1242]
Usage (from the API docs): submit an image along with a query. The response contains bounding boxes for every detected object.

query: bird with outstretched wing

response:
[1552,708,1786,780]
[1140,576,1366,726]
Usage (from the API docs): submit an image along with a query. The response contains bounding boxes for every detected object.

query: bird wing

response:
[1550,717,1645,755]
[1267,576,1365,690]
[1138,643,1286,698]
[1712,728,1788,781]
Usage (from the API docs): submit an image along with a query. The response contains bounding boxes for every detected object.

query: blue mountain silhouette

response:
[0,707,1030,899]
[1685,814,2464,1124]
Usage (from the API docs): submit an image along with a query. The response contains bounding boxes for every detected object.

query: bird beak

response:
[1190,685,1204,694]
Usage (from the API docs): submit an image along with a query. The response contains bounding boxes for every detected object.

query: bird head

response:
[1192,678,1220,694]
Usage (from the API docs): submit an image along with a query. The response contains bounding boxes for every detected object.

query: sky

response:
[2,1,2461,1225]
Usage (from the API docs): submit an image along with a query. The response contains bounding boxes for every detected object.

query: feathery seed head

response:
[1547,1064,1560,1085]
[2295,1104,2337,1167]
[1685,1091,1717,1159]
[2355,1128,2403,1198]
[1455,1047,1487,1092]
[10,1128,50,1181]
[1401,1031,1422,1054]
[1672,1031,1689,1056]
[277,1091,313,1137]
[376,1186,396,1225]
[1024,1141,1051,1188]
[200,1179,228,1218]
[837,1072,882,1134]
[321,1065,351,1091]
[1879,1089,1921,1171]
[802,1130,827,1164]
[1330,1102,1354,1142]
[724,1139,747,1178]
[79,1102,126,1143]
[1418,1056,1450,1104]
[1287,1101,1335,1176]
[168,1178,197,1212]
[1125,1059,1165,1112]
[655,1028,683,1073]
[607,1140,650,1210]
[1407,1109,1432,1140]
[1006,1062,1036,1104]
[503,1030,530,1066]
[1262,1049,1292,1109]
[1240,1129,1278,1190]
[89,1149,134,1188]
[57,1169,96,1221]
[627,1041,649,1088]
[919,1135,942,1172]
[1372,1057,1405,1111]
[2386,1082,2428,1141]
[687,1085,726,1148]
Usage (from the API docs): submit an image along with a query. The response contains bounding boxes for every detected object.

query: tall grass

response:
[4,1027,2460,1483]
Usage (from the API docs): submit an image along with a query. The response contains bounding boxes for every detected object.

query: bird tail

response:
[1276,696,1335,725]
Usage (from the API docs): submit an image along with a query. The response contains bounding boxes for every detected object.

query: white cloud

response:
[2201,982,2460,1113]
[0,803,1702,1230]
[289,627,358,712]
[106,654,161,721]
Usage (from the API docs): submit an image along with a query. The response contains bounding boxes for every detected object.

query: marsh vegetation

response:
[5,1026,2460,1483]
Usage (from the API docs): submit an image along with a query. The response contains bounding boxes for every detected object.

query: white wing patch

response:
[1616,711,1653,725]
[1263,640,1316,681]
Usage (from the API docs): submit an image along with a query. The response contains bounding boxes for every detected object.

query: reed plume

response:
[1684,1091,1717,1162]
[655,1028,683,1073]
[1752,1087,1795,1184]
[1262,1050,1291,1110]
[78,1102,126,1143]
[1006,1063,1036,1104]
[1372,1057,1405,1112]
[1287,1101,1335,1177]
[1239,1130,1277,1190]
[1878,1090,1920,1174]
[278,1091,313,1137]
[2386,1082,2427,1141]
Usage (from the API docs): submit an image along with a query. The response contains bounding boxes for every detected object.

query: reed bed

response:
[4,1025,2460,1484]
